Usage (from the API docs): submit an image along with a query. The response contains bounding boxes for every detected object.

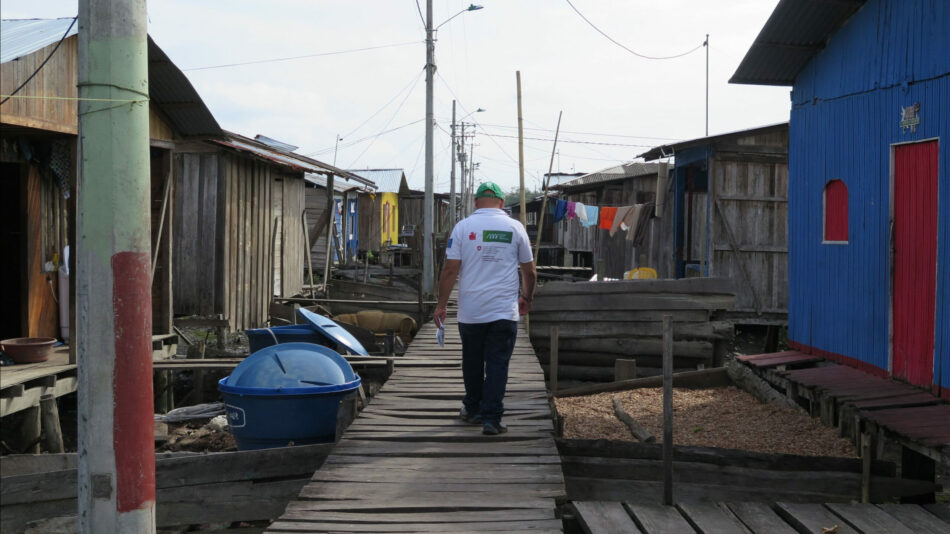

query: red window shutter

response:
[824,179,848,242]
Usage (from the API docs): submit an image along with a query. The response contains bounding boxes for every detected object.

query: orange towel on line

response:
[599,207,618,230]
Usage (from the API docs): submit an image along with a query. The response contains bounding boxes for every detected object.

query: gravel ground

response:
[556,386,858,458]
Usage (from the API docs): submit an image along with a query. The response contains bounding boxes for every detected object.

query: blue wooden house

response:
[732,0,949,397]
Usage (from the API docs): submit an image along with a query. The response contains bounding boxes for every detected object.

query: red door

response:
[893,140,939,388]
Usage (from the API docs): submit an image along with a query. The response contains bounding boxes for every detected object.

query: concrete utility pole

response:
[450,100,457,223]
[423,0,436,296]
[77,0,155,531]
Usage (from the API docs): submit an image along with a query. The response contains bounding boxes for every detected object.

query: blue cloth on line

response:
[553,199,568,222]
[581,205,599,227]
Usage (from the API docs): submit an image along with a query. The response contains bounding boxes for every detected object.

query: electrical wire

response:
[467,122,683,142]
[339,69,424,146]
[414,0,427,30]
[182,40,420,71]
[1,16,77,106]
[564,0,704,60]
[485,133,654,148]
[347,77,422,168]
[436,74,521,166]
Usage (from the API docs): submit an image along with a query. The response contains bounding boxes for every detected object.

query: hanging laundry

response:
[626,202,656,244]
[553,199,568,222]
[566,201,577,220]
[575,202,588,224]
[609,205,636,237]
[581,205,599,227]
[599,206,618,230]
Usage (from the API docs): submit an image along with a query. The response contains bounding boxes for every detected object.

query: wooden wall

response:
[357,193,380,253]
[0,37,78,134]
[279,174,305,298]
[711,154,788,318]
[25,164,65,338]
[172,152,220,317]
[305,185,332,272]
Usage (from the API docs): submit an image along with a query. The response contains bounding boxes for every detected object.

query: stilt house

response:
[640,123,790,324]
[732,0,949,396]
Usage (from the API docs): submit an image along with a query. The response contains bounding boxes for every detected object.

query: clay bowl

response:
[1,337,57,363]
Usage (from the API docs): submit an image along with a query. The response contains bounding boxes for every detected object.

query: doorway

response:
[0,163,23,339]
[892,140,939,388]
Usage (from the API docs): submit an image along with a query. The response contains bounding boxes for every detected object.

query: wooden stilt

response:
[40,394,65,453]
[662,314,673,505]
[549,326,559,395]
[21,405,41,454]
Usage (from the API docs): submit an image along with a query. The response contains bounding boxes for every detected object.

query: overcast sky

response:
[2,0,790,192]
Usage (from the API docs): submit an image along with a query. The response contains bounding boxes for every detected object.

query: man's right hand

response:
[434,305,447,327]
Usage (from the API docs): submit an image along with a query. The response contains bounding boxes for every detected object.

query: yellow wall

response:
[380,192,399,246]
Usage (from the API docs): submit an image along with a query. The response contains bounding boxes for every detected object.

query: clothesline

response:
[545,198,655,244]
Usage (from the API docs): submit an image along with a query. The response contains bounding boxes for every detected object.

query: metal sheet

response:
[297,308,369,356]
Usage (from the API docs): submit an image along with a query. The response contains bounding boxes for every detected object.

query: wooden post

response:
[40,394,65,453]
[533,111,563,260]
[662,314,673,505]
[614,359,637,381]
[549,326,559,395]
[596,259,605,281]
[861,432,872,503]
[323,174,335,297]
[302,211,315,297]
[516,71,526,226]
[21,404,41,454]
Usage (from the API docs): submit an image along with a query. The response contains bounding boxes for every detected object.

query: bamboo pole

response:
[322,174,335,298]
[533,111,563,260]
[662,314,674,505]
[302,211,315,297]
[516,71,526,225]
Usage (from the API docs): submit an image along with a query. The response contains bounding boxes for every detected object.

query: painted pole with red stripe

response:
[76,0,156,531]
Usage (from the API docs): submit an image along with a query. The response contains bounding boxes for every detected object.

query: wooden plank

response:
[725,502,797,534]
[773,503,858,534]
[922,503,950,524]
[573,501,641,534]
[824,503,915,534]
[279,508,555,523]
[677,502,751,534]
[268,519,564,532]
[877,504,950,534]
[624,503,694,533]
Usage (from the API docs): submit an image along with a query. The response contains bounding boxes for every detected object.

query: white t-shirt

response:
[445,208,534,323]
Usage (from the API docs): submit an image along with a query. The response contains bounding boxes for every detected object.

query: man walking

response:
[434,182,536,435]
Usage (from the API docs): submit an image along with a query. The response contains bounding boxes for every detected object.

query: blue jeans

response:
[458,320,518,425]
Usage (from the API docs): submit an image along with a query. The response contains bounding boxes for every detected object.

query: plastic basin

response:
[218,343,361,450]
[1,337,57,363]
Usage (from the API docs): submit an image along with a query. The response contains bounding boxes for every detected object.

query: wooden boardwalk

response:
[268,307,566,533]
[573,501,950,534]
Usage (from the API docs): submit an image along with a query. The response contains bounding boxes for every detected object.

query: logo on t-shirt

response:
[469,232,476,240]
[482,230,513,243]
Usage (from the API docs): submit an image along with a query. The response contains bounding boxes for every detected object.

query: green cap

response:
[475,181,504,199]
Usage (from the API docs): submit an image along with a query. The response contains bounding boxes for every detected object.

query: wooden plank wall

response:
[150,149,173,335]
[305,185,331,272]
[172,153,219,317]
[710,142,789,316]
[0,37,78,134]
[357,193,380,253]
[280,173,305,298]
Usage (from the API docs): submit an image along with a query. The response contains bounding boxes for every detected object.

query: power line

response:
[436,74,521,166]
[347,77,422,168]
[183,40,420,71]
[564,0,703,60]
[467,122,683,142]
[1,16,77,106]
[340,69,424,143]
[487,132,654,148]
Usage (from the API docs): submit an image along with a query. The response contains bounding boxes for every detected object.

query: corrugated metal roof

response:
[305,172,374,193]
[0,18,77,63]
[1,18,223,138]
[347,169,405,193]
[554,161,658,190]
[214,132,370,182]
[730,0,866,86]
[638,122,789,161]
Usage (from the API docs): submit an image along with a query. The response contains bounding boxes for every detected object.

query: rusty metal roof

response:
[553,162,658,191]
[730,0,866,86]
[638,122,789,161]
[213,132,372,183]
[305,172,375,193]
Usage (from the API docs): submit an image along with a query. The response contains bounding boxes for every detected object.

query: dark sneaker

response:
[459,407,482,424]
[482,421,508,435]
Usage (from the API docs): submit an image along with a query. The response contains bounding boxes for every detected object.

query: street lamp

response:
[424,1,483,296]
[451,105,484,223]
